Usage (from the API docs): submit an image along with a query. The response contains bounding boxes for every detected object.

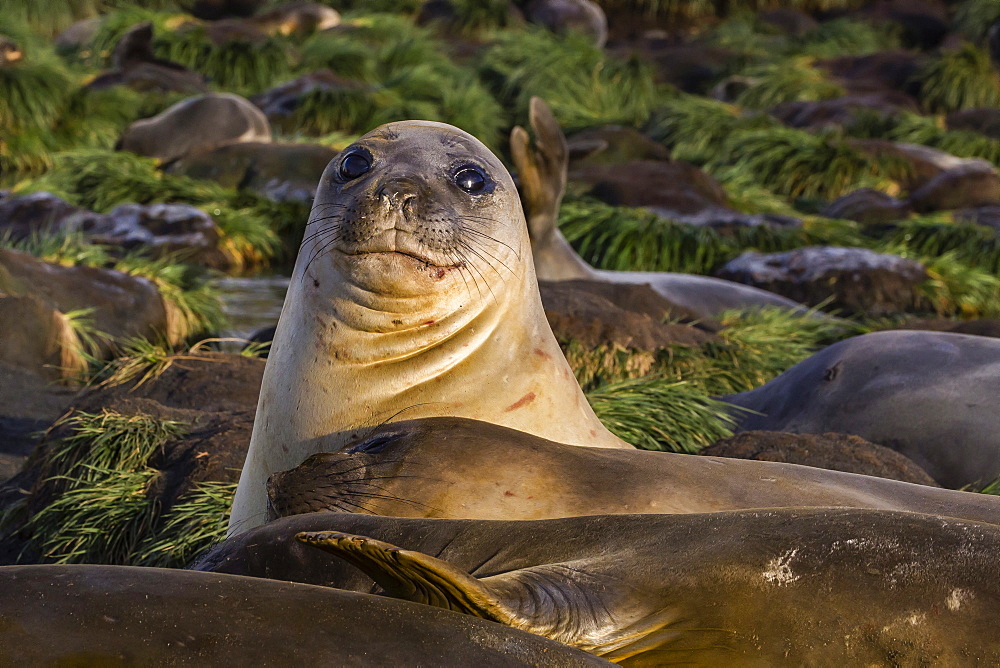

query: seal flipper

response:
[510,97,568,241]
[294,531,522,626]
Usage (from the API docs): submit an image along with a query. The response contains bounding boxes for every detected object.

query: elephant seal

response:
[0,565,607,666]
[264,416,1000,526]
[118,92,271,165]
[193,510,1000,665]
[230,121,630,534]
[722,330,1000,488]
[511,97,811,318]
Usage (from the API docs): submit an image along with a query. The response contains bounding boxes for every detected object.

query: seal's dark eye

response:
[340,152,370,180]
[455,167,486,193]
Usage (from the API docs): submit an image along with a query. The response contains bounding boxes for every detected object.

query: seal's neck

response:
[531,227,598,281]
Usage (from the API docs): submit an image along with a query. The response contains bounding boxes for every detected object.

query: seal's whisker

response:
[444,249,476,303]
[460,246,500,305]
[299,225,344,248]
[461,220,521,259]
[301,232,345,277]
[462,235,517,277]
[458,239,507,286]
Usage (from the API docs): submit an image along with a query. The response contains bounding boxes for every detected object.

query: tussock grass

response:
[734,57,844,110]
[155,25,294,93]
[586,378,736,453]
[204,204,281,270]
[479,28,661,130]
[19,408,236,567]
[847,110,1000,165]
[877,217,1000,275]
[954,0,1000,45]
[793,18,901,58]
[916,43,1000,114]
[298,15,504,145]
[18,150,230,212]
[706,127,911,200]
[132,481,236,568]
[558,196,864,274]
[916,251,1000,318]
[566,307,851,404]
[645,94,778,165]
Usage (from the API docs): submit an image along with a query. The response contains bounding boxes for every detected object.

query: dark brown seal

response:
[265,416,1000,526]
[193,509,1000,665]
[0,564,610,666]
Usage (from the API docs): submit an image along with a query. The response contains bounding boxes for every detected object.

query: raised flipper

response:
[295,531,521,626]
[510,97,568,242]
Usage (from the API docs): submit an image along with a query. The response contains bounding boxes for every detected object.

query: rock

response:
[946,108,1000,140]
[757,8,818,37]
[848,0,948,49]
[90,204,225,267]
[250,70,372,133]
[571,159,728,216]
[250,2,340,37]
[821,188,911,224]
[770,93,919,130]
[181,0,264,20]
[0,295,83,381]
[566,125,671,167]
[848,139,978,190]
[539,279,719,350]
[0,194,232,270]
[818,51,921,97]
[894,318,1000,339]
[954,205,1000,232]
[167,142,337,203]
[642,43,740,93]
[0,249,171,351]
[0,361,77,482]
[702,431,940,486]
[0,192,84,240]
[86,23,207,94]
[525,0,607,48]
[908,162,1000,213]
[990,22,1000,67]
[54,18,101,53]
[118,93,271,165]
[716,246,928,316]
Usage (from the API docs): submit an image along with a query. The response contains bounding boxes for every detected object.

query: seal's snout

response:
[377,177,422,214]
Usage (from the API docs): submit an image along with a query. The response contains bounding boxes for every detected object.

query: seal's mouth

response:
[340,248,464,272]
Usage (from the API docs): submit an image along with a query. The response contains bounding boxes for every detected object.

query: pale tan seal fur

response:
[230,121,630,533]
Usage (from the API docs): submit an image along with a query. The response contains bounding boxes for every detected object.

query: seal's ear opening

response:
[295,531,522,625]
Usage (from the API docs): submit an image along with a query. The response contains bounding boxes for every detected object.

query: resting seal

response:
[722,330,1000,488]
[265,416,1000,526]
[0,565,608,666]
[512,97,812,318]
[194,510,1000,665]
[230,121,630,533]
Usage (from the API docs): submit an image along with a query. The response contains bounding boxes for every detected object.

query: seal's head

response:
[304,121,526,299]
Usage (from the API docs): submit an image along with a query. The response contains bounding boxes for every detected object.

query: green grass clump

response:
[0,229,111,268]
[793,18,901,58]
[916,43,1000,114]
[734,57,845,110]
[479,28,661,130]
[953,0,1000,44]
[132,481,237,568]
[19,408,237,567]
[916,251,1000,318]
[18,150,229,212]
[114,254,226,341]
[558,197,866,275]
[586,377,736,453]
[706,127,910,200]
[876,217,1000,275]
[155,25,295,93]
[204,204,282,270]
[298,15,505,146]
[644,94,778,165]
[846,110,1000,165]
